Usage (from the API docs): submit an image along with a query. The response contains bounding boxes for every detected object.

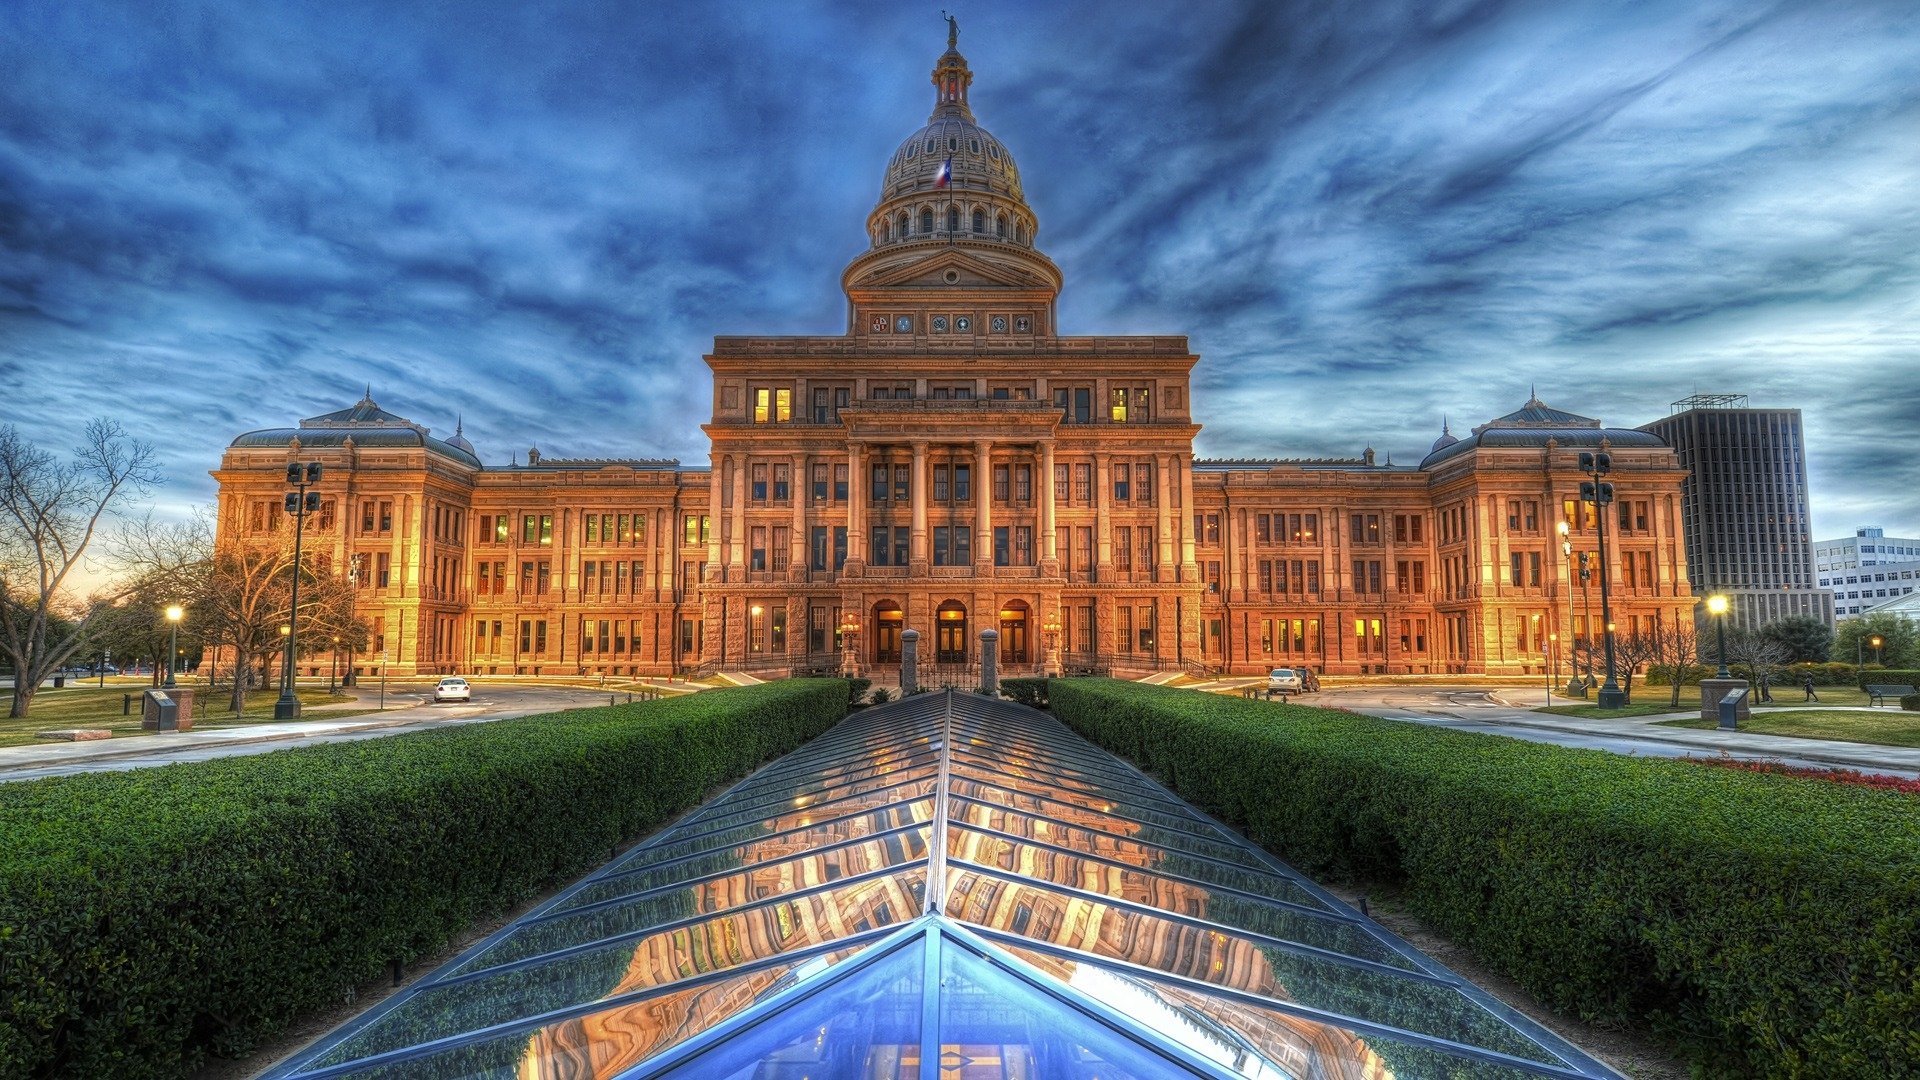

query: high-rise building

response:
[211,27,1697,680]
[1815,527,1920,618]
[1640,394,1832,630]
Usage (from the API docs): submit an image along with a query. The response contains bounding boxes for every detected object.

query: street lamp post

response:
[276,461,323,720]
[1558,523,1582,696]
[1042,613,1062,677]
[1579,451,1626,708]
[330,635,341,693]
[838,613,861,678]
[1706,594,1731,678]
[163,606,183,689]
[1871,634,1884,667]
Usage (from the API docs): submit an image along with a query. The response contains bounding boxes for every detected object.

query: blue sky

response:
[3,0,1917,539]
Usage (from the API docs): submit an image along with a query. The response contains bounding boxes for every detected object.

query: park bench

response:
[1864,683,1917,707]
[1242,686,1290,704]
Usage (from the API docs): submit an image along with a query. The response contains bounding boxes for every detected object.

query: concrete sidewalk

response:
[1462,691,1920,775]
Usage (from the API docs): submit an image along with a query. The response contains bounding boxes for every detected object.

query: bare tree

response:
[0,421,159,717]
[1611,633,1659,705]
[1726,630,1793,704]
[197,530,361,713]
[1642,615,1703,709]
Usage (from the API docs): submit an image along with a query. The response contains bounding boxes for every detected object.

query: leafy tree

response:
[1835,613,1919,669]
[0,421,159,717]
[1759,615,1833,662]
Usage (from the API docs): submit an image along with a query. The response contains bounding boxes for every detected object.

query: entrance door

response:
[873,602,904,663]
[935,601,968,662]
[999,601,1029,664]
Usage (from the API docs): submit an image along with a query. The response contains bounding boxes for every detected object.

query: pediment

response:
[861,249,1040,290]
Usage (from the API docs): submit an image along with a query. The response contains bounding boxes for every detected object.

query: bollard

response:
[610,694,616,707]
[123,694,132,715]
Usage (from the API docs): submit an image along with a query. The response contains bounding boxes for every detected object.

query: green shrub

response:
[845,677,872,705]
[869,686,893,704]
[1902,694,1920,711]
[1000,677,1048,708]
[1859,669,1920,690]
[1048,678,1920,1079]
[0,680,847,1079]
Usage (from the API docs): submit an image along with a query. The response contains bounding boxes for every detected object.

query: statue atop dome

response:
[945,12,958,50]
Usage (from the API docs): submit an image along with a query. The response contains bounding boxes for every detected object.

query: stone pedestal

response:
[900,629,920,696]
[1700,677,1751,727]
[979,628,999,695]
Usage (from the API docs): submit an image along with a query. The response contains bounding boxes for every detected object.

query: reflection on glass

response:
[947,828,1409,969]
[950,796,1274,872]
[459,830,932,975]
[605,798,936,885]
[947,754,1195,814]
[936,935,1201,1079]
[567,801,935,913]
[692,748,944,819]
[946,777,1244,849]
[656,768,941,842]
[326,948,872,1080]
[999,946,1558,1080]
[945,871,1555,1065]
[648,777,940,852]
[653,940,924,1080]
[313,870,927,1069]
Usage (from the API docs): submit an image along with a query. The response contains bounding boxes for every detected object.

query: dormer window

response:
[948,136,957,151]
[969,139,980,153]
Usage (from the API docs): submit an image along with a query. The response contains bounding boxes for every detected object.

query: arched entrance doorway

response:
[872,601,904,663]
[935,601,968,662]
[998,600,1030,665]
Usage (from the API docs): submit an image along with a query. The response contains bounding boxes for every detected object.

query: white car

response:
[1265,668,1304,696]
[433,677,472,703]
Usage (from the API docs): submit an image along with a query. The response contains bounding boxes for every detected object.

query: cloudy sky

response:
[3,0,1917,539]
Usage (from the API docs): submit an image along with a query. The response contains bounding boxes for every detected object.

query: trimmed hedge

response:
[1649,662,1866,687]
[0,679,848,1079]
[1860,669,1920,690]
[1049,679,1920,1079]
[1000,677,1047,708]
[1902,694,1920,711]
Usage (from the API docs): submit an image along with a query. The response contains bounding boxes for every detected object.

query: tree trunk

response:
[9,682,32,718]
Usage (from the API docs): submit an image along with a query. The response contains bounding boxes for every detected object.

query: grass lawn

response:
[1537,701,1685,719]
[1658,708,1920,748]
[0,685,370,748]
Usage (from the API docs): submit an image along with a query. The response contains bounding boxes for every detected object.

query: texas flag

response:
[934,156,952,188]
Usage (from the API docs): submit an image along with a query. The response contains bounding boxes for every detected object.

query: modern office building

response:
[1815,527,1920,618]
[212,28,1697,680]
[1639,394,1831,630]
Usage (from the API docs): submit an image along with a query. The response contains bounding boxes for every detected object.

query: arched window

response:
[972,208,985,233]
[996,213,1008,239]
[988,144,999,160]
[926,139,935,154]
[898,212,910,239]
[946,206,960,233]
[921,208,935,234]
[948,136,958,152]
[1013,222,1024,244]
[969,139,980,154]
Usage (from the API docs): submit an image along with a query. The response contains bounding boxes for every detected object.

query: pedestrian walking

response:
[1803,673,1819,702]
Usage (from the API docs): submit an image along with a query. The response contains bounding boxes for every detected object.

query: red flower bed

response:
[1691,754,1920,794]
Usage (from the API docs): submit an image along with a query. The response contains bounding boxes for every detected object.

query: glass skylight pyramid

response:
[265,691,1622,1079]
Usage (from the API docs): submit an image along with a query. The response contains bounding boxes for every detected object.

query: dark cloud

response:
[1,0,1917,537]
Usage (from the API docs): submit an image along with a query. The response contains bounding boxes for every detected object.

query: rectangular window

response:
[772,463,790,502]
[1013,526,1032,566]
[811,526,828,571]
[933,525,950,566]
[1072,463,1091,503]
[833,527,847,570]
[1014,464,1031,503]
[834,463,848,501]
[771,527,789,572]
[376,552,391,588]
[1511,552,1524,586]
[934,465,950,503]
[994,464,1010,502]
[812,463,829,501]
[1528,551,1542,587]
[953,526,971,565]
[994,525,1010,566]
[892,527,908,566]
[893,464,910,502]
[379,501,392,532]
[870,526,890,565]
[1113,463,1130,502]
[872,463,889,503]
[586,516,599,544]
[1115,526,1133,571]
[1074,387,1092,424]
[751,463,768,502]
[954,464,971,501]
[361,500,375,532]
[750,526,767,572]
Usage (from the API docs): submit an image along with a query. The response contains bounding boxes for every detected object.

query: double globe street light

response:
[164,604,184,689]
[276,462,324,720]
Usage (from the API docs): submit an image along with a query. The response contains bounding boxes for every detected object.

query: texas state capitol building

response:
[212,30,1696,682]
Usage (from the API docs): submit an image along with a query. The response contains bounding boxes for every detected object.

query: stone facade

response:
[211,30,1695,681]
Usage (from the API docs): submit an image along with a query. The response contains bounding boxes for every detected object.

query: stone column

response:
[729,456,748,574]
[1178,452,1197,573]
[1094,452,1112,572]
[707,453,724,575]
[1039,441,1057,566]
[847,442,865,565]
[1157,453,1175,575]
[974,438,994,568]
[901,628,920,695]
[791,452,807,580]
[910,440,930,571]
[979,627,999,694]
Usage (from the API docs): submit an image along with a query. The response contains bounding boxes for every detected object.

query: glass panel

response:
[711,746,943,807]
[947,762,1204,823]
[948,795,1280,875]
[946,872,1558,1065]
[947,776,1242,850]
[937,936,1208,1080]
[586,801,935,903]
[947,724,1174,785]
[458,831,932,975]
[665,763,942,836]
[1001,945,1565,1080]
[649,776,940,847]
[311,869,927,1068]
[323,947,873,1080]
[947,748,1197,809]
[653,939,924,1080]
[947,829,1412,969]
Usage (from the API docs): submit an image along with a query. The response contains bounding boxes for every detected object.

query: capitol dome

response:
[862,18,1040,252]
